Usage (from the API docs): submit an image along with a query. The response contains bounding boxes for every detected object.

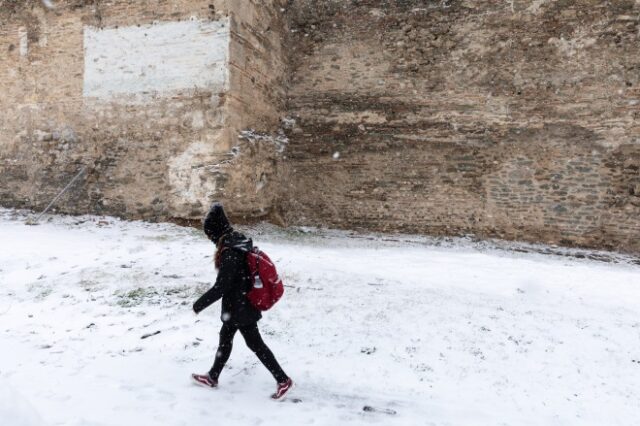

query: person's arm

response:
[193,249,246,314]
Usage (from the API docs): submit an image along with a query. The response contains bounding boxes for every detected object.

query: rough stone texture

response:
[0,0,287,222]
[1,0,639,253]
[280,0,640,253]
[223,0,289,221]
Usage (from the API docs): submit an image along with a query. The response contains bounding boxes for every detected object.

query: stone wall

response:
[223,0,289,220]
[1,0,639,253]
[280,0,640,252]
[0,0,287,222]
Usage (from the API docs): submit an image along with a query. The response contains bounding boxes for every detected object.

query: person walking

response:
[191,203,293,400]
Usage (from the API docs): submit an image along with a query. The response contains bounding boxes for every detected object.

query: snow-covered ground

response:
[1,209,639,426]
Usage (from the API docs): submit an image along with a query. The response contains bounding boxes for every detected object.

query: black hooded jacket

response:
[193,231,262,326]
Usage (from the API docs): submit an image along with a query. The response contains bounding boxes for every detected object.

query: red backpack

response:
[246,247,284,311]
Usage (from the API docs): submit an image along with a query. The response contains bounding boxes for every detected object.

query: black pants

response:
[209,322,288,384]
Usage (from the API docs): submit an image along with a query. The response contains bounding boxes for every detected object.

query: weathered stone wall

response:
[222,0,289,220]
[1,0,639,253]
[281,0,640,252]
[0,0,287,222]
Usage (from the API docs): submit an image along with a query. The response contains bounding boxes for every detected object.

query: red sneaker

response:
[191,373,218,388]
[271,378,293,400]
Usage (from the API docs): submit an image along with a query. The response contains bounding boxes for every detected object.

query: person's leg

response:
[239,323,289,383]
[209,322,238,380]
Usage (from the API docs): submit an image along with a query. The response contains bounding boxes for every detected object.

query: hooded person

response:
[191,203,293,399]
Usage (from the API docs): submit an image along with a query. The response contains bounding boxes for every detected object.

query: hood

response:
[220,230,253,253]
[203,203,233,244]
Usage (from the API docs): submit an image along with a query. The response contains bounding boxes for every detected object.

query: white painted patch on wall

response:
[18,27,28,57]
[83,19,229,102]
